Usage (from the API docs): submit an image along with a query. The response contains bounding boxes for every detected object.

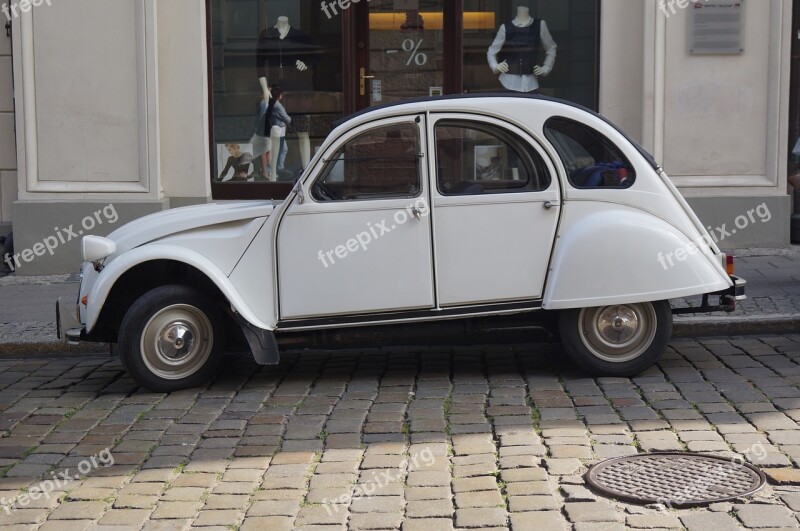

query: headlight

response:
[82,236,117,262]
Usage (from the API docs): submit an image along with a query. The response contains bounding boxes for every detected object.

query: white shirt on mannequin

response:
[487,18,557,93]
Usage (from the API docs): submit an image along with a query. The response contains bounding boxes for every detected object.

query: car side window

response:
[311,123,421,202]
[435,120,551,196]
[544,117,636,189]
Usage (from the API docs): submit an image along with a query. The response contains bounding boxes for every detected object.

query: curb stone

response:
[0,315,797,359]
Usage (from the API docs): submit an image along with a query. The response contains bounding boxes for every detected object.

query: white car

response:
[57,95,745,392]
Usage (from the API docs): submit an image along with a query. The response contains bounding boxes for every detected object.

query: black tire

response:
[118,285,225,392]
[559,300,672,377]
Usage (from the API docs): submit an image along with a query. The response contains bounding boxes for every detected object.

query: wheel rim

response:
[578,303,657,363]
[140,304,214,380]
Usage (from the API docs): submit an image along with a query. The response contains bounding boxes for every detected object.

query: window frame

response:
[433,119,552,197]
[543,116,637,190]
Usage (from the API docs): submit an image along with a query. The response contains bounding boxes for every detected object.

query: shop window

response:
[209,0,343,188]
[463,0,600,110]
[311,123,422,201]
[435,120,550,195]
[545,117,636,189]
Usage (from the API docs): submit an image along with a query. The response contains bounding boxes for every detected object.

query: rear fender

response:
[543,203,731,310]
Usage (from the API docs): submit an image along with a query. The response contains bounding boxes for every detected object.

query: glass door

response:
[355,0,446,109]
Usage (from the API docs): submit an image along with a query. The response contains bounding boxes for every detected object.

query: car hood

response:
[106,201,276,257]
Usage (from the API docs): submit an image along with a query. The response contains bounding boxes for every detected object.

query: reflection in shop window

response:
[210,0,344,184]
[312,123,422,202]
[435,121,551,196]
[463,0,599,110]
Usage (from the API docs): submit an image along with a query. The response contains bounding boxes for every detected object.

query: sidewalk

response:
[0,247,798,355]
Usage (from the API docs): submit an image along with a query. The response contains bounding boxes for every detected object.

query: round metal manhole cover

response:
[585,453,766,507]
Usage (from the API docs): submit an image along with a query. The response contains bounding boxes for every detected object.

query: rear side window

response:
[544,117,636,189]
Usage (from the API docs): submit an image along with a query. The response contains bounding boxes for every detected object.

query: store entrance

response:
[352,0,459,111]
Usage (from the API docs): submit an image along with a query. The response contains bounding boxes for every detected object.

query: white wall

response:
[641,0,791,197]
[599,0,645,143]
[0,29,16,226]
[14,0,161,200]
[157,0,212,201]
[663,2,772,181]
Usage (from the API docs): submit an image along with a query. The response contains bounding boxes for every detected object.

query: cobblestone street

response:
[0,336,798,530]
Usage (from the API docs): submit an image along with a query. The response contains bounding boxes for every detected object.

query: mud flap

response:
[235,315,280,365]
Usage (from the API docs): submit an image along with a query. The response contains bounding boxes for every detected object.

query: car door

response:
[277,114,435,320]
[429,114,561,307]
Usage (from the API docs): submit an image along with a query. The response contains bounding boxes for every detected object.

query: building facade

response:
[0,17,15,241]
[0,0,794,275]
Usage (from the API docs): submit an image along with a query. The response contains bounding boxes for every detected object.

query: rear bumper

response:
[672,275,746,315]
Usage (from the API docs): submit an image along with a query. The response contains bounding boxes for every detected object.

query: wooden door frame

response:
[346,1,464,114]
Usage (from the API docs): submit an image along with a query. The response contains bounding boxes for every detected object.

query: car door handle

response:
[544,201,560,209]
[411,207,423,220]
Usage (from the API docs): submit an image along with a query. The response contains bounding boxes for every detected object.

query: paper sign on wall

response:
[372,79,382,102]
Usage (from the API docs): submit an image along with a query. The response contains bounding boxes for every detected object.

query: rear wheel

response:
[559,300,672,376]
[118,285,225,392]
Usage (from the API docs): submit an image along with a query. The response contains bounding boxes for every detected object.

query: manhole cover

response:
[585,453,766,507]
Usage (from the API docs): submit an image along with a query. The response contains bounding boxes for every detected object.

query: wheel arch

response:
[86,245,273,337]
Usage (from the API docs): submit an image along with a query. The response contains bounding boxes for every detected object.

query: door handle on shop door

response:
[360,68,375,96]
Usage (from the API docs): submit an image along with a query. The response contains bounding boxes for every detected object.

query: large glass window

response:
[209,0,343,185]
[311,123,422,201]
[463,1,599,109]
[435,120,550,195]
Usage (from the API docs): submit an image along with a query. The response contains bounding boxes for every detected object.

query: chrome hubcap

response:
[579,303,657,363]
[598,306,639,345]
[141,305,213,380]
[158,322,195,361]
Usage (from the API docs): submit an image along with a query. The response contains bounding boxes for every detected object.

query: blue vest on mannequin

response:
[503,19,542,76]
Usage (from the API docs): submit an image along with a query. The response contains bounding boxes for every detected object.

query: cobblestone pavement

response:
[0,336,798,530]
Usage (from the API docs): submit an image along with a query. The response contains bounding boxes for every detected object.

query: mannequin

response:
[487,6,557,93]
[256,15,314,170]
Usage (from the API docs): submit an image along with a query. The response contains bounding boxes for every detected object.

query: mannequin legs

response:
[269,127,282,182]
[261,152,269,180]
[298,132,311,169]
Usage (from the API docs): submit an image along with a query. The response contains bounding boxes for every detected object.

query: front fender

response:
[543,203,731,310]
[85,244,273,333]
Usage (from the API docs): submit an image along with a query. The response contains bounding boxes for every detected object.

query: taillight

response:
[81,296,88,306]
[726,255,735,276]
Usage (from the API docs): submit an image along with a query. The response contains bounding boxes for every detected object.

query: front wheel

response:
[118,285,225,392]
[559,300,672,377]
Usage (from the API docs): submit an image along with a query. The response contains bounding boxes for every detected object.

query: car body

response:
[57,94,745,391]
